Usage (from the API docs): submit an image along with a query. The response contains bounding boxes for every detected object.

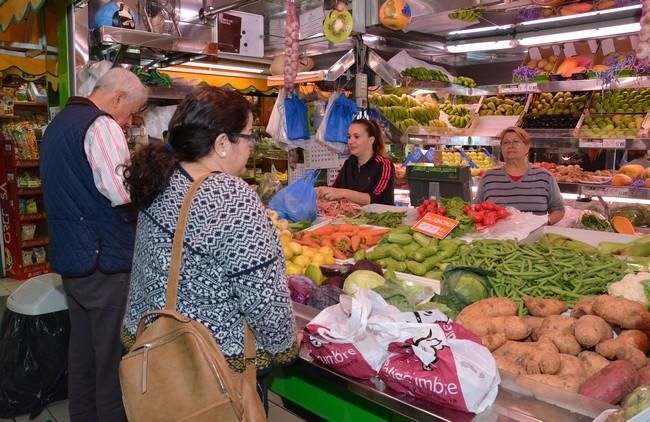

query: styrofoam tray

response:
[524,225,641,247]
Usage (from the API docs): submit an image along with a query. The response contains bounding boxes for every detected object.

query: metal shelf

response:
[559,183,650,200]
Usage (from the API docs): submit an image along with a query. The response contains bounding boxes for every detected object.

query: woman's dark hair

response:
[350,118,387,158]
[629,149,647,160]
[124,86,252,209]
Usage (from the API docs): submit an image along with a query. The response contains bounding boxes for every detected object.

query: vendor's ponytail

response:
[351,118,387,158]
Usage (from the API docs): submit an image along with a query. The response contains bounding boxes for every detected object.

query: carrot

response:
[350,235,361,252]
[333,247,347,260]
[331,233,351,244]
[293,232,304,241]
[296,239,320,248]
[312,225,336,236]
[357,228,390,236]
[360,233,383,247]
[331,224,357,233]
[320,237,334,247]
[364,238,380,247]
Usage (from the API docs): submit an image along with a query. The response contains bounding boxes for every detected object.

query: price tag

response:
[412,212,459,239]
[579,185,630,198]
[499,83,536,94]
[428,136,451,145]
[578,139,603,149]
[603,138,626,149]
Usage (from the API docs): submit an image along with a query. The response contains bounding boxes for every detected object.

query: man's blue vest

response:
[40,97,137,276]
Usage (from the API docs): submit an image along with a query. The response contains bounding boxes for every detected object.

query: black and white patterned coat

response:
[123,167,298,371]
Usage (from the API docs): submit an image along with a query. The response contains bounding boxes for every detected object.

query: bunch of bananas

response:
[448,7,481,23]
[401,67,450,83]
[369,93,419,108]
[442,101,472,128]
[454,76,476,88]
[479,97,526,116]
[428,119,448,129]
[395,119,420,132]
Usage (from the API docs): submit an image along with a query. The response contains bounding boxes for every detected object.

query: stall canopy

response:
[0,0,57,89]
[161,69,278,96]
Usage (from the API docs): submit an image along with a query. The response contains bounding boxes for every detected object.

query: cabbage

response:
[351,260,383,276]
[440,266,492,310]
[372,273,435,308]
[342,270,385,295]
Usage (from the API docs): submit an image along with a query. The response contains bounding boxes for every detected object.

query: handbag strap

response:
[165,173,211,311]
[164,172,259,373]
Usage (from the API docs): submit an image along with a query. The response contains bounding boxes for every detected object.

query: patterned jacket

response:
[123,167,298,372]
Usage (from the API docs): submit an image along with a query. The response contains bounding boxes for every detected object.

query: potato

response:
[639,365,650,386]
[494,341,560,375]
[534,315,575,340]
[574,315,613,348]
[523,374,582,392]
[578,351,610,378]
[592,295,650,330]
[522,316,544,336]
[552,335,582,356]
[616,346,649,369]
[503,316,532,341]
[460,315,530,341]
[481,332,507,352]
[457,298,518,325]
[596,330,649,359]
[495,353,526,375]
[524,296,568,317]
[578,360,638,404]
[557,354,587,380]
[571,295,598,318]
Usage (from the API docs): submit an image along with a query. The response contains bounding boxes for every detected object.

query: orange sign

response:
[412,213,459,239]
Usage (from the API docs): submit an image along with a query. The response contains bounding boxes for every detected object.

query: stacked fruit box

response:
[473,94,532,137]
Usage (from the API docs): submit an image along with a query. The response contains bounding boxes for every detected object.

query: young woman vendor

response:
[316,118,395,205]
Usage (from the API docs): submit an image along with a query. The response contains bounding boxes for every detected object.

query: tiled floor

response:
[0,279,306,422]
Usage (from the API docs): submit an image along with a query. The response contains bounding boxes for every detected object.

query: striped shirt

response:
[476,165,564,215]
[332,153,395,205]
[83,116,130,207]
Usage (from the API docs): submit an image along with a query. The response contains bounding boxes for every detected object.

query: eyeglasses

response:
[501,140,526,147]
[231,133,257,148]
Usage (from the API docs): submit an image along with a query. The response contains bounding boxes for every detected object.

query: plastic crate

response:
[288,163,306,184]
[304,141,349,169]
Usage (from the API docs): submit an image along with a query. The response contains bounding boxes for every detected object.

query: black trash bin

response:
[0,273,69,419]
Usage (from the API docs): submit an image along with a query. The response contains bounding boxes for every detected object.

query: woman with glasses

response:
[121,86,298,413]
[317,118,395,205]
[476,127,565,225]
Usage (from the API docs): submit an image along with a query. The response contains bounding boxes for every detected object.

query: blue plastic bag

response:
[285,96,310,140]
[325,95,359,144]
[269,170,320,222]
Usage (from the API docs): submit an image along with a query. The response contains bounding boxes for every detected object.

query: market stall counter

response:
[270,302,615,422]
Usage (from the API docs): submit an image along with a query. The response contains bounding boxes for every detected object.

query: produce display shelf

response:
[19,212,46,222]
[270,303,614,422]
[17,187,42,196]
[22,237,48,248]
[558,183,650,200]
[13,102,47,109]
[15,159,39,168]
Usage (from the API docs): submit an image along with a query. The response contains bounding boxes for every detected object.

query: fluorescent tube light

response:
[172,62,266,73]
[448,25,513,35]
[162,66,268,79]
[519,4,642,26]
[447,39,513,53]
[518,22,640,46]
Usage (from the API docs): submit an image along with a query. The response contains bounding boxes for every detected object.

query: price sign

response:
[603,138,626,149]
[412,213,459,239]
[579,185,630,198]
[578,139,603,149]
[426,136,451,145]
[499,83,537,94]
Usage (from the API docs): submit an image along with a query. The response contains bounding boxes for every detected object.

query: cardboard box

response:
[550,40,598,80]
[521,45,564,81]
[592,35,640,75]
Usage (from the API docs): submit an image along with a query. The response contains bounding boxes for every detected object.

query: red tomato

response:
[472,211,485,223]
[482,202,497,211]
[496,208,508,219]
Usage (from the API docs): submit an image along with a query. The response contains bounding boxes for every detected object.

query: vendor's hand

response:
[317,187,344,201]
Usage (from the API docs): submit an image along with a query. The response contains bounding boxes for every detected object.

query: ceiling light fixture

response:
[446,39,513,53]
[519,4,642,26]
[518,22,640,46]
[448,24,514,36]
[172,62,266,73]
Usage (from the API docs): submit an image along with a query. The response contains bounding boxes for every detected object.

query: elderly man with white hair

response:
[40,67,147,422]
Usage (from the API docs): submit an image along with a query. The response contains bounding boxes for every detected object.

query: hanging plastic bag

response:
[284,95,310,141]
[268,169,320,222]
[315,93,347,154]
[266,88,290,147]
[325,94,360,144]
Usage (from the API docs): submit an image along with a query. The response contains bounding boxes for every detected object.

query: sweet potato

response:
[523,374,582,392]
[574,315,613,348]
[457,298,518,325]
[533,315,575,340]
[523,316,544,332]
[494,353,526,375]
[639,365,650,386]
[524,296,568,317]
[459,315,530,341]
[481,333,507,352]
[571,295,598,318]
[592,295,650,330]
[578,360,638,404]
[578,351,610,378]
[558,354,587,381]
[494,340,561,375]
[551,335,582,356]
[616,346,649,369]
[596,330,650,359]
